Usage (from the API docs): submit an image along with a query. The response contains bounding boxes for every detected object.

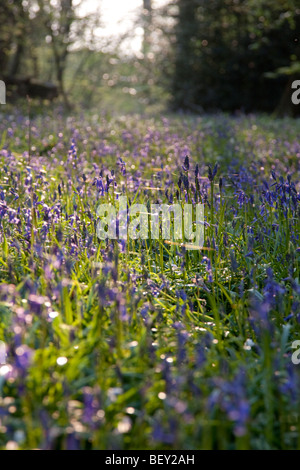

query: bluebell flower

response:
[182,155,189,172]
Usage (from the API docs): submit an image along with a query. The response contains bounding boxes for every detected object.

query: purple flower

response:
[28,294,47,315]
[208,163,218,182]
[82,387,100,428]
[14,345,33,373]
[208,368,250,437]
[182,155,189,171]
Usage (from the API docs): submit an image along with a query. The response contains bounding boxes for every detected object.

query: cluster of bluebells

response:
[208,369,250,437]
[0,111,299,449]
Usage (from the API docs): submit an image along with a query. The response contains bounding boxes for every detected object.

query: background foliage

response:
[0,0,299,115]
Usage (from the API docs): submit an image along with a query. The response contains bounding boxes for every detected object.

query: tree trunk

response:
[143,0,152,55]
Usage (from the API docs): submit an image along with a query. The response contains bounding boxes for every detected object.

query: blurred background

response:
[0,0,299,116]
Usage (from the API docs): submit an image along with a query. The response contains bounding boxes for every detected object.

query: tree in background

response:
[0,0,97,107]
[36,0,79,108]
[170,0,300,114]
[143,0,152,55]
[0,1,29,76]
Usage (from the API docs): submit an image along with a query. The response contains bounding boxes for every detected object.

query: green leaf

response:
[63,286,73,325]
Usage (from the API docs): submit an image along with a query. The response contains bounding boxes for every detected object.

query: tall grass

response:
[0,111,299,449]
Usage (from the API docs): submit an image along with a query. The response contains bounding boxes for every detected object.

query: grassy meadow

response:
[0,109,299,449]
